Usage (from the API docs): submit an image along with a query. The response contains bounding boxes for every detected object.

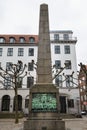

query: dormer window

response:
[29,37,35,43]
[0,37,5,43]
[9,37,15,43]
[19,37,25,43]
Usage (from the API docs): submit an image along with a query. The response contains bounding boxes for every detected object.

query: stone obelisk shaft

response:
[37,4,52,83]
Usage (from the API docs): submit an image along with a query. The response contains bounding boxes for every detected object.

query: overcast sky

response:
[0,0,87,67]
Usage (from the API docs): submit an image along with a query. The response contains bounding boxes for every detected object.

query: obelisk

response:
[37,4,52,83]
[24,4,65,130]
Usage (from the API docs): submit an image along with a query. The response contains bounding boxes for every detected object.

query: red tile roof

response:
[0,34,38,43]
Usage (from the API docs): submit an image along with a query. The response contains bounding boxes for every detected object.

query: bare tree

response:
[52,62,71,80]
[0,60,27,123]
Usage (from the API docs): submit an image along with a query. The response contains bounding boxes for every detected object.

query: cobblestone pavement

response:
[0,117,87,130]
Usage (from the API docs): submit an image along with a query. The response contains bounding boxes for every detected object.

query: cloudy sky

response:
[0,0,87,67]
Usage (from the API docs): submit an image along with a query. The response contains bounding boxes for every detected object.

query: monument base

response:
[23,84,65,130]
[24,119,65,130]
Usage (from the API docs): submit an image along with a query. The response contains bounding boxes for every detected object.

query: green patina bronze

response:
[32,93,57,112]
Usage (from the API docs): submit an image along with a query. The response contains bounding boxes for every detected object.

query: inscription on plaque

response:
[32,93,57,112]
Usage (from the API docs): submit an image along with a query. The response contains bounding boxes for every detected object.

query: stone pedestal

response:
[24,84,65,130]
[24,119,65,130]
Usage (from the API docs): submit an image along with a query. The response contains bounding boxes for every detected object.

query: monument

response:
[24,4,65,130]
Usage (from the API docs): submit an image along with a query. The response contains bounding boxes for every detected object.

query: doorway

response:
[59,96,66,113]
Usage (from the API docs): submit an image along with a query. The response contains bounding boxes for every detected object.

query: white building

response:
[0,31,80,114]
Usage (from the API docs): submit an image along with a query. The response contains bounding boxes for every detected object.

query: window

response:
[65,60,71,69]
[29,37,35,43]
[28,62,33,71]
[19,37,25,43]
[0,37,5,43]
[27,77,34,88]
[17,62,23,71]
[13,95,22,111]
[55,75,62,87]
[55,60,61,69]
[54,34,59,41]
[55,45,60,54]
[25,96,29,108]
[64,45,70,54]
[6,62,12,71]
[63,34,69,41]
[29,48,34,56]
[9,37,15,43]
[2,95,10,111]
[4,76,12,88]
[66,75,73,87]
[18,48,24,56]
[7,48,13,56]
[0,48,3,56]
[17,77,22,88]
[68,99,74,108]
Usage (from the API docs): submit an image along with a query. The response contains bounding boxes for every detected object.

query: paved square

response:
[0,117,87,130]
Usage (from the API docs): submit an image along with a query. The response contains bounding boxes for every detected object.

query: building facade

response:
[0,31,80,114]
[78,64,87,111]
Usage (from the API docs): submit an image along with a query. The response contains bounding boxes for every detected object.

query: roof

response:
[50,30,73,34]
[0,34,38,44]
